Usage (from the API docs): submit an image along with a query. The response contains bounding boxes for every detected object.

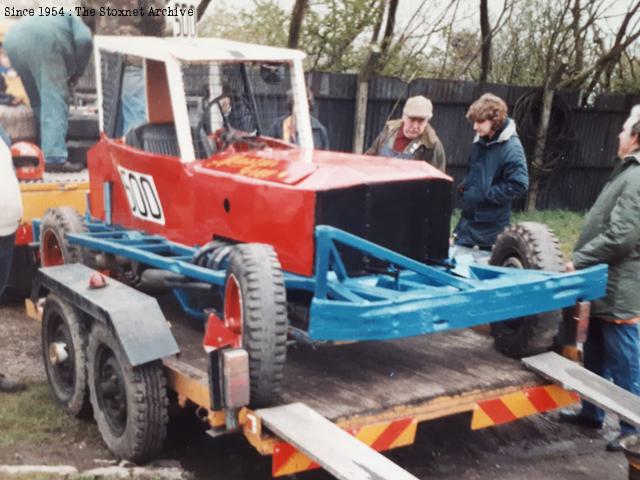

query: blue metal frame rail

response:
[65,221,608,342]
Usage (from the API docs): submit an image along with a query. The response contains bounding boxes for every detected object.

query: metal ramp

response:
[523,351,640,426]
[256,402,419,480]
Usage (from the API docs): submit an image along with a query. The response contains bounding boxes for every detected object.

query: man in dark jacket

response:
[366,95,446,172]
[453,93,528,250]
[268,88,329,150]
[559,106,640,451]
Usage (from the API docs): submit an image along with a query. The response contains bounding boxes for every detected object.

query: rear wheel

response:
[489,222,564,358]
[39,207,87,267]
[41,293,90,417]
[87,323,168,462]
[223,244,288,407]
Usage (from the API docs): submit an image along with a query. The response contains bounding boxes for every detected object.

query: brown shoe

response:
[45,161,84,173]
[0,374,26,393]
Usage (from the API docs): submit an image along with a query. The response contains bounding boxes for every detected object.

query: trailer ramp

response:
[256,402,419,480]
[523,352,640,426]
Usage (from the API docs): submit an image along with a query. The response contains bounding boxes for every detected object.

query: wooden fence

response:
[308,71,640,211]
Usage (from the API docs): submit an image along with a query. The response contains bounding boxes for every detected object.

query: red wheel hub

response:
[223,274,243,348]
[42,230,64,266]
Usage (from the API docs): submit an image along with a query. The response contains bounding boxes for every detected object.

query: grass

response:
[512,209,585,259]
[0,383,101,449]
[451,208,586,259]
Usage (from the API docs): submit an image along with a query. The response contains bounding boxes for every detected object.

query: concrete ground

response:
[0,298,631,479]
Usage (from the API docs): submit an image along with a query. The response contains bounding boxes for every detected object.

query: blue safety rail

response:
[66,221,608,342]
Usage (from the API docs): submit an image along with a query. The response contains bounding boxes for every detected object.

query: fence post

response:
[352,81,369,154]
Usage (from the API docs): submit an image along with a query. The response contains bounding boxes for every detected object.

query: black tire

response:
[489,222,564,358]
[39,207,88,267]
[41,293,91,417]
[87,323,168,462]
[0,104,36,142]
[224,244,288,407]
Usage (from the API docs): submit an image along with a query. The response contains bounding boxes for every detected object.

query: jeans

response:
[0,233,15,296]
[4,31,70,164]
[580,316,640,435]
[116,65,147,137]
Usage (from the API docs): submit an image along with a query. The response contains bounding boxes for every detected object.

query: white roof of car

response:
[94,36,306,63]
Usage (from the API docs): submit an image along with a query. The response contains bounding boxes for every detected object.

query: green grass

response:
[0,383,101,449]
[512,209,585,259]
[451,209,585,259]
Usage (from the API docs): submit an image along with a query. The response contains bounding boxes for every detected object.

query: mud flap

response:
[34,263,179,366]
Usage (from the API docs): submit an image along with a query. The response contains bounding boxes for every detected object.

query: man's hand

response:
[565,261,575,272]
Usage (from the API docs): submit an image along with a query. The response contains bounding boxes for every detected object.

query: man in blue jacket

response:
[4,14,92,173]
[453,93,528,251]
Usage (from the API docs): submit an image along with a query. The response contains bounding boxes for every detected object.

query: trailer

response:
[27,263,583,478]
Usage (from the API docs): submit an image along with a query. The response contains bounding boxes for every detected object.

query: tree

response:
[479,0,491,82]
[287,0,308,49]
[521,0,640,211]
[352,0,399,153]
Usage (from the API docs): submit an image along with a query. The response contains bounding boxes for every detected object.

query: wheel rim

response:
[45,311,76,398]
[502,256,525,269]
[223,273,243,348]
[95,345,128,436]
[498,255,527,332]
[42,229,64,266]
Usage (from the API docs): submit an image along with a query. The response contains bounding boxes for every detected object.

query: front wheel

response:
[39,207,87,267]
[87,323,168,462]
[489,222,564,358]
[223,244,288,407]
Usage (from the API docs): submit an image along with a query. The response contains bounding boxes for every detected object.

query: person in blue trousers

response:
[4,14,92,173]
[559,105,640,452]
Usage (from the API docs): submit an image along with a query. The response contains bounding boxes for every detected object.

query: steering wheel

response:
[203,94,265,151]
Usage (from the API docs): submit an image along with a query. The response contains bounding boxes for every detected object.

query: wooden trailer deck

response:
[163,298,541,426]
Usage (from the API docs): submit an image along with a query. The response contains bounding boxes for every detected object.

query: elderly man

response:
[4,14,92,173]
[0,131,25,393]
[453,93,528,252]
[559,106,640,452]
[366,95,446,172]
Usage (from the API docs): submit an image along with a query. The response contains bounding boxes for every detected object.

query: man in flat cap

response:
[366,95,446,172]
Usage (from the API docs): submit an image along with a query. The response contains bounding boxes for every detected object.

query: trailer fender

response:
[33,263,179,366]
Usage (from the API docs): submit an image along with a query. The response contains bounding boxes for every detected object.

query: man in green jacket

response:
[559,106,640,451]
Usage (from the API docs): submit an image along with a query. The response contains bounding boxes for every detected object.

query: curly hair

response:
[466,93,508,130]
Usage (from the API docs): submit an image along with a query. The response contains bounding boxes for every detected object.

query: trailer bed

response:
[163,299,540,425]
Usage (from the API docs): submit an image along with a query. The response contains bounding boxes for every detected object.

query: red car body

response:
[87,135,451,277]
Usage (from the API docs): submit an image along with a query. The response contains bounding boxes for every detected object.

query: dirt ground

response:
[0,298,631,479]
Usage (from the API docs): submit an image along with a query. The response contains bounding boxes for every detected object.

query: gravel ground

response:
[0,299,632,479]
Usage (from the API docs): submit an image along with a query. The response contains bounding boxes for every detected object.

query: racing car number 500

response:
[117,166,166,225]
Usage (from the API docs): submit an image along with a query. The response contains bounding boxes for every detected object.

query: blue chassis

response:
[41,219,608,342]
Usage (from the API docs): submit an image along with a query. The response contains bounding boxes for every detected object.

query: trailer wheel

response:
[42,293,91,417]
[87,323,168,462]
[40,207,87,266]
[224,244,288,407]
[489,222,564,358]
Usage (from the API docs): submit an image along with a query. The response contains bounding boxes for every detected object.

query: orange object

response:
[471,384,579,430]
[12,141,44,181]
[88,272,107,289]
